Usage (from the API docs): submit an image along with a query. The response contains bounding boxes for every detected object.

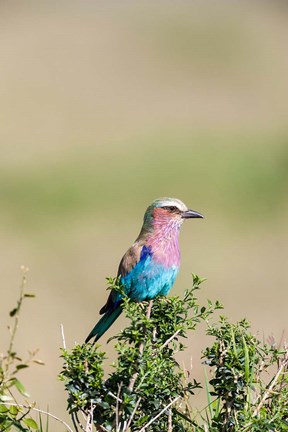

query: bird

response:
[85,197,203,343]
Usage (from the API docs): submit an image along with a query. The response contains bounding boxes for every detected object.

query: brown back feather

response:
[99,242,143,314]
[117,242,142,278]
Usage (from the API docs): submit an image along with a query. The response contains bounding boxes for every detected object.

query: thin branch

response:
[107,391,123,403]
[61,323,67,350]
[79,412,86,432]
[79,403,94,432]
[128,300,153,392]
[125,397,142,430]
[253,349,288,417]
[160,329,181,350]
[146,299,153,318]
[75,412,86,432]
[85,401,94,432]
[116,382,123,431]
[16,405,31,423]
[1,403,73,432]
[94,422,110,432]
[72,412,80,432]
[167,408,172,432]
[138,396,180,432]
[5,267,28,374]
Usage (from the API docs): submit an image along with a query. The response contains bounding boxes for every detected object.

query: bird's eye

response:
[163,206,178,212]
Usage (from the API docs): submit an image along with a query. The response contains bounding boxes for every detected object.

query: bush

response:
[1,271,287,431]
[60,275,288,431]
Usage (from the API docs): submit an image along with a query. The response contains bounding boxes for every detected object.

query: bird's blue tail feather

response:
[85,306,122,343]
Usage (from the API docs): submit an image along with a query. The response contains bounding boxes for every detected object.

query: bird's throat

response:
[146,225,181,268]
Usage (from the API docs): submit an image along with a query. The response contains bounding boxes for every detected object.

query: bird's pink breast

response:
[146,228,181,268]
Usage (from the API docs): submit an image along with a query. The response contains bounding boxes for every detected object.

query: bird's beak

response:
[182,209,204,219]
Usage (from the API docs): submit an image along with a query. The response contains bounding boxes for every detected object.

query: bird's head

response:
[142,198,203,232]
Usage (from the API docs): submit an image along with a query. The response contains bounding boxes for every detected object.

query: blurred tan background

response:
[0,0,288,429]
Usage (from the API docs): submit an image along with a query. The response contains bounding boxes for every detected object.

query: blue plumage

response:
[121,252,179,302]
[85,198,203,343]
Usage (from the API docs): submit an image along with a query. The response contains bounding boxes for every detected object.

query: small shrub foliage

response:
[1,271,287,431]
[60,275,221,431]
[59,275,288,431]
[202,318,288,431]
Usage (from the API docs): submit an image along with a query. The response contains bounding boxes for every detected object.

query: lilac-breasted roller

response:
[85,198,203,343]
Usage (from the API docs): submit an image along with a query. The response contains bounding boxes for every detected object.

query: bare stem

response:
[138,396,180,432]
[61,323,67,350]
[127,300,153,392]
[125,397,142,431]
[168,408,172,432]
[115,382,122,430]
[253,349,288,417]
[1,403,74,432]
[6,267,28,374]
[160,329,181,350]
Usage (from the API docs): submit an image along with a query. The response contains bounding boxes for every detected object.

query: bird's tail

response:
[85,306,122,343]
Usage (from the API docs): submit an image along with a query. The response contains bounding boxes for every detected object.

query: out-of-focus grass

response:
[1,129,287,234]
[131,6,254,71]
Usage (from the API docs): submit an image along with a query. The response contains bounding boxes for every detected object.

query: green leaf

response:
[16,364,29,371]
[9,404,19,416]
[9,307,18,317]
[0,404,9,413]
[204,366,213,420]
[230,327,238,360]
[0,394,13,402]
[14,379,30,397]
[23,417,38,429]
[242,334,250,383]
